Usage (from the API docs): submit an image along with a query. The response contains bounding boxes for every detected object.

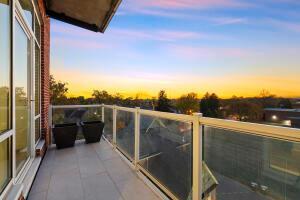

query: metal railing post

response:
[101,104,105,122]
[113,105,117,147]
[192,113,203,200]
[134,107,140,168]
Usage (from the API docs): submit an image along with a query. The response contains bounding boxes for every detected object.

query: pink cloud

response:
[212,17,248,25]
[109,28,209,41]
[125,0,250,10]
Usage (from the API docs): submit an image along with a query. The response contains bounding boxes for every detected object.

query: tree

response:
[92,90,113,104]
[200,93,220,117]
[258,89,277,108]
[278,98,293,109]
[227,98,263,121]
[176,93,199,114]
[156,90,172,112]
[50,75,69,105]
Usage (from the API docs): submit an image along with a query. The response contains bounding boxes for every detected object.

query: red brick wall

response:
[37,0,51,146]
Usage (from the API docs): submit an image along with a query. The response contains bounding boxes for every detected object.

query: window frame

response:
[13,0,39,184]
[0,0,13,197]
[0,138,13,200]
[0,0,43,196]
[33,0,42,145]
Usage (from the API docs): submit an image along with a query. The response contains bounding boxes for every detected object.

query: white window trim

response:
[13,0,38,184]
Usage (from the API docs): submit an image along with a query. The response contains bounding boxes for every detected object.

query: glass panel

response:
[0,138,12,194]
[52,107,102,124]
[103,107,113,142]
[19,0,33,29]
[52,107,102,141]
[35,117,40,143]
[116,110,134,160]
[203,126,300,200]
[138,115,192,200]
[34,44,40,116]
[0,0,11,134]
[15,21,31,174]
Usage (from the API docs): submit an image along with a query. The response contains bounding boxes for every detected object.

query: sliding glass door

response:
[14,20,32,174]
[0,0,12,194]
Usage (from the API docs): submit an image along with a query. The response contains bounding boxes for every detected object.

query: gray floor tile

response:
[116,175,160,200]
[91,140,112,151]
[48,168,84,200]
[29,168,51,195]
[103,157,135,183]
[82,173,123,200]
[78,156,106,178]
[95,147,119,161]
[28,191,48,200]
[75,142,98,159]
[29,140,160,200]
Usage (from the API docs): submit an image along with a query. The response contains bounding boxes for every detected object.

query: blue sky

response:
[51,0,300,98]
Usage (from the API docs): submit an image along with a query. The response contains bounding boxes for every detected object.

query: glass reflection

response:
[0,139,12,193]
[0,0,11,134]
[19,0,33,28]
[15,21,31,174]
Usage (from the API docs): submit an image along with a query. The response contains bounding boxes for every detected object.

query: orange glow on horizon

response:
[52,68,300,99]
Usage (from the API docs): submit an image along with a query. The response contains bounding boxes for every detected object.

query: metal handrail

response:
[200,117,300,142]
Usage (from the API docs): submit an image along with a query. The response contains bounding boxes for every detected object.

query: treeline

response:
[50,76,295,122]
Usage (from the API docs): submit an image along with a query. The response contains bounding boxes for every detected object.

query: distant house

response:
[292,99,300,109]
[263,108,300,128]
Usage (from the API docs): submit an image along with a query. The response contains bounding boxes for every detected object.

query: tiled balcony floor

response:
[28,140,160,200]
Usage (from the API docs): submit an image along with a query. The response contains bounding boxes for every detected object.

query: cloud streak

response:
[109,28,213,42]
[166,44,251,59]
[266,19,300,33]
[124,0,251,10]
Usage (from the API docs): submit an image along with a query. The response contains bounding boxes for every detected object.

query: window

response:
[0,0,11,135]
[0,139,12,194]
[18,0,34,29]
[15,20,31,174]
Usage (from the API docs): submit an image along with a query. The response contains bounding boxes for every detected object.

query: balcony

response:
[28,140,160,200]
[28,104,300,200]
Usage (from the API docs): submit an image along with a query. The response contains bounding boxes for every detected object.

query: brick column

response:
[38,0,51,146]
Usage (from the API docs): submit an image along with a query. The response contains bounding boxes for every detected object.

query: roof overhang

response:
[44,0,122,33]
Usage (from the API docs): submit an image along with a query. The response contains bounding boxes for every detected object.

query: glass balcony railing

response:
[103,106,113,142]
[203,126,300,200]
[52,105,102,140]
[49,104,300,200]
[138,115,192,200]
[116,109,135,160]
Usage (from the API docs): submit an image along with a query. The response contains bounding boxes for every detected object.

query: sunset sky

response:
[51,0,300,99]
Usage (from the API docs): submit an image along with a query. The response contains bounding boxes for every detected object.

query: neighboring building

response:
[292,99,300,109]
[263,108,300,128]
[0,0,120,199]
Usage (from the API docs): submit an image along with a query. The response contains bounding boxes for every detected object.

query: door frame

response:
[13,0,36,184]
